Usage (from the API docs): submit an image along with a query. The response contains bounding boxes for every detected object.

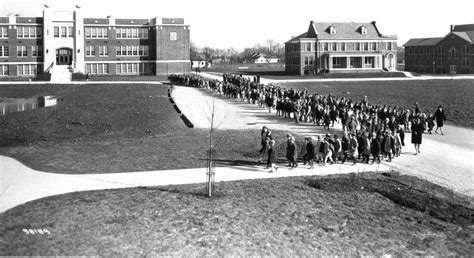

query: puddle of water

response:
[0,96,57,116]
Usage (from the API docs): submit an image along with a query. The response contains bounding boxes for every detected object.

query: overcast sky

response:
[1,0,473,51]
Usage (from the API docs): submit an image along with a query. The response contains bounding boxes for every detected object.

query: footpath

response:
[186,72,474,196]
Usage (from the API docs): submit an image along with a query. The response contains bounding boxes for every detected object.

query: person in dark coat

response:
[381,130,393,162]
[286,135,298,168]
[305,137,315,169]
[267,140,278,172]
[433,105,447,135]
[411,117,424,155]
[370,133,381,164]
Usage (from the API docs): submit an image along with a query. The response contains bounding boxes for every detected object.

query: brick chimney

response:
[450,25,454,32]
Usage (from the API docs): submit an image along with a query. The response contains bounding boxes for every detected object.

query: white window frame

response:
[0,27,7,38]
[17,46,27,57]
[0,46,8,57]
[0,65,9,76]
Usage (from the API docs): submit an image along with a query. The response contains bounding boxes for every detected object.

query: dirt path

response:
[173,75,474,197]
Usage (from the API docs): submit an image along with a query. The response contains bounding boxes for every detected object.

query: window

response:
[99,45,108,56]
[306,42,311,52]
[32,46,42,57]
[127,46,132,55]
[462,44,470,54]
[365,57,374,65]
[437,45,444,54]
[361,26,367,35]
[462,57,470,67]
[0,65,8,76]
[132,28,138,39]
[139,45,148,56]
[102,28,108,38]
[116,63,149,74]
[437,58,444,66]
[170,32,177,41]
[68,27,73,37]
[323,43,329,51]
[332,43,337,51]
[0,27,7,38]
[387,42,393,51]
[138,28,148,39]
[61,27,67,37]
[85,63,109,74]
[304,57,308,65]
[309,57,314,65]
[121,28,126,38]
[354,42,361,51]
[340,43,346,51]
[126,28,132,38]
[332,57,341,66]
[449,48,456,59]
[371,42,377,51]
[91,27,97,38]
[0,46,8,57]
[420,47,424,55]
[132,45,137,56]
[329,26,336,35]
[17,46,27,57]
[363,42,369,51]
[17,64,37,76]
[86,45,95,56]
[121,45,127,56]
[17,26,41,38]
[54,27,59,37]
[85,28,91,38]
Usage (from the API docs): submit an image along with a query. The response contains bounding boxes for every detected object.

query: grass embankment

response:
[278,79,474,128]
[1,172,472,256]
[0,83,285,173]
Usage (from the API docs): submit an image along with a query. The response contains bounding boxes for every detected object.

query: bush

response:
[72,72,88,81]
[32,73,51,81]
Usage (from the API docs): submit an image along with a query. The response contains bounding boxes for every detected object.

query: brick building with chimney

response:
[0,5,190,78]
[285,21,398,75]
[404,24,474,74]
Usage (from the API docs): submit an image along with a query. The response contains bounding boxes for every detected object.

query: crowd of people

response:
[168,73,448,171]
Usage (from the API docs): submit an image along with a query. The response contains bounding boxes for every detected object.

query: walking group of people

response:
[168,73,448,170]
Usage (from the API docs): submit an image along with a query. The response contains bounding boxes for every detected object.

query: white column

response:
[74,8,85,73]
[329,56,333,70]
[346,56,350,69]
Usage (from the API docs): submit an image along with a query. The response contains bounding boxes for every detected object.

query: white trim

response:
[0,62,43,65]
[85,60,155,64]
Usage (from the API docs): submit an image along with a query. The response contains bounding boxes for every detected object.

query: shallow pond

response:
[0,96,57,116]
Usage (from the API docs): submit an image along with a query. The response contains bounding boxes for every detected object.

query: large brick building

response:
[404,24,474,74]
[285,21,398,75]
[0,6,190,78]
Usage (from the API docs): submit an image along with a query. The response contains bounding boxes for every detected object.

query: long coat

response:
[433,109,446,127]
[382,135,393,154]
[286,141,297,160]
[306,141,315,160]
[411,123,423,144]
[371,138,381,155]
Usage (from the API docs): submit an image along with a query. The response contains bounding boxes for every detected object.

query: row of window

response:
[0,65,37,76]
[407,57,471,67]
[116,62,151,74]
[54,26,74,38]
[116,45,149,56]
[84,27,150,39]
[115,28,149,39]
[288,42,395,52]
[407,45,471,55]
[17,26,42,38]
[0,46,42,57]
[85,63,109,74]
[84,63,153,75]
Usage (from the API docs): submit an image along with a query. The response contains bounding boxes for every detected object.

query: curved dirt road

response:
[172,85,474,197]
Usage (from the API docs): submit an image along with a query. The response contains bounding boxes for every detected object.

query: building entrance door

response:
[56,48,72,65]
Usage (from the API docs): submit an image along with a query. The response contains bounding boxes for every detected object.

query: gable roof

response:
[451,32,473,43]
[453,24,474,32]
[286,21,396,43]
[404,37,443,46]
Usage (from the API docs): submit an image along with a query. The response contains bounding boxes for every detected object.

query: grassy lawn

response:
[277,79,474,128]
[1,172,472,256]
[0,83,283,173]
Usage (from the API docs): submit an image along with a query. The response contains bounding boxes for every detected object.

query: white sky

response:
[1,0,473,51]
